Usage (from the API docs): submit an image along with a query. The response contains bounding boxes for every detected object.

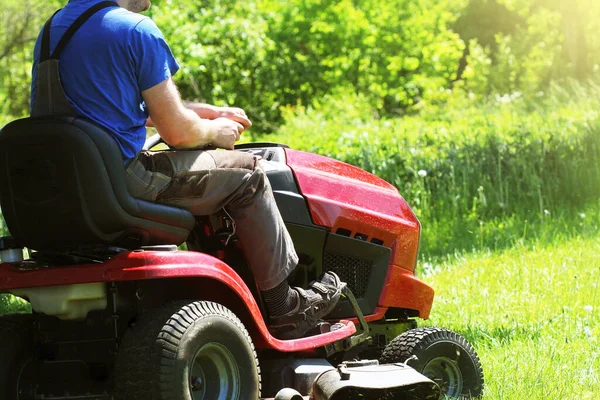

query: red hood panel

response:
[285,150,399,192]
[284,149,420,271]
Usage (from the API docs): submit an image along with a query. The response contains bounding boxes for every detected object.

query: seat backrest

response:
[0,116,195,250]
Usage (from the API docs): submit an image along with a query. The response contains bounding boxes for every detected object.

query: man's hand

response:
[181,102,252,131]
[216,106,252,130]
[208,117,244,150]
[142,78,252,149]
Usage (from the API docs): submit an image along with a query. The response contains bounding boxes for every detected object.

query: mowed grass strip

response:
[423,234,600,399]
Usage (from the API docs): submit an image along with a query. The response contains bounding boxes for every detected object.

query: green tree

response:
[457,0,600,96]
[260,0,466,115]
[148,0,466,130]
[148,0,281,133]
[0,0,61,121]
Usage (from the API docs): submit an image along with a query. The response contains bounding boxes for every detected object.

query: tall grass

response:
[263,81,600,259]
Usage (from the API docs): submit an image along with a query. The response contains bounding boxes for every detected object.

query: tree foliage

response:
[0,0,61,122]
[458,0,600,96]
[148,0,466,131]
[0,0,599,130]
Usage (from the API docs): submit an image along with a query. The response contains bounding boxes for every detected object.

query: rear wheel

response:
[114,301,261,400]
[0,314,34,400]
[380,327,484,399]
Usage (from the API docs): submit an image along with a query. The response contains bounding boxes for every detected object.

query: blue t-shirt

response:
[31,0,179,162]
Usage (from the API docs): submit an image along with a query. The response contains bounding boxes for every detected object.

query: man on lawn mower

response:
[30,0,344,339]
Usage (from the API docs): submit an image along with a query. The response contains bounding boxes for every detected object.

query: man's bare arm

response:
[187,102,253,129]
[146,100,252,130]
[141,77,244,150]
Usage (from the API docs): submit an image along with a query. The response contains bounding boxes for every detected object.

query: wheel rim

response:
[190,342,241,400]
[422,356,463,397]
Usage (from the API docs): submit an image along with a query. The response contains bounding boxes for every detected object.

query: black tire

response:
[0,314,34,400]
[114,301,261,400]
[379,327,484,399]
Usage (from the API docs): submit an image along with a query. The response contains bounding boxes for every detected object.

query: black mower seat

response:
[0,116,195,250]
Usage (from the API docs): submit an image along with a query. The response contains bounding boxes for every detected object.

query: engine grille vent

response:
[324,252,372,297]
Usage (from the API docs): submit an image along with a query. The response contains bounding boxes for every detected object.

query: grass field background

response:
[424,232,599,399]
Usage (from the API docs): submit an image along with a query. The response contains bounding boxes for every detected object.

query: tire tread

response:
[380,327,484,399]
[114,301,261,400]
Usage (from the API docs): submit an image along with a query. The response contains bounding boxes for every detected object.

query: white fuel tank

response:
[11,283,107,320]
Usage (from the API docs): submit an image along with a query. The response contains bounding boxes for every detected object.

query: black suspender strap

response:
[40,1,119,62]
[40,9,62,62]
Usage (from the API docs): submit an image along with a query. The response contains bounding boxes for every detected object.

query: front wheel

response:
[114,301,261,400]
[379,327,484,399]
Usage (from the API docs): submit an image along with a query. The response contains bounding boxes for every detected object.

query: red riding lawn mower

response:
[0,116,484,399]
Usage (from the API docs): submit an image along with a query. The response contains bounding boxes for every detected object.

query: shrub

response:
[0,294,31,314]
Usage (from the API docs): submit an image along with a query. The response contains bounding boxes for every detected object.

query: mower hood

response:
[284,149,421,273]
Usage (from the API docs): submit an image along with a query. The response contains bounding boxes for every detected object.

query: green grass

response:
[422,233,600,399]
[419,201,600,262]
